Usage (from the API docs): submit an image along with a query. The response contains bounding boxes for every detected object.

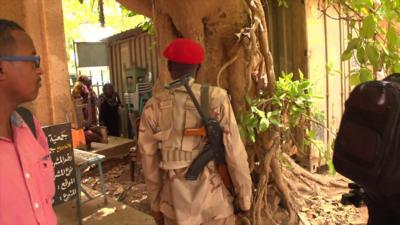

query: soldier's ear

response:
[167,60,172,72]
[0,63,3,75]
[0,62,6,81]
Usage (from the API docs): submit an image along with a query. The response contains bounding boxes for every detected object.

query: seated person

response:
[98,83,122,137]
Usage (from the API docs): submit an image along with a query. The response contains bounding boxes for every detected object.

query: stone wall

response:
[0,0,74,125]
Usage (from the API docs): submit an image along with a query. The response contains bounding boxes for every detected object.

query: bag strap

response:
[16,107,37,138]
[200,84,210,120]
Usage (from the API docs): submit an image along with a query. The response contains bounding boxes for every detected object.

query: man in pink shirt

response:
[0,19,57,225]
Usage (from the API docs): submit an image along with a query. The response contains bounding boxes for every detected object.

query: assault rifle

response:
[165,76,242,214]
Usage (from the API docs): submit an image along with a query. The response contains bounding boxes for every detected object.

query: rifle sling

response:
[200,84,210,120]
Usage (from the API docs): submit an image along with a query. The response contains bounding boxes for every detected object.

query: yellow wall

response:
[0,0,74,126]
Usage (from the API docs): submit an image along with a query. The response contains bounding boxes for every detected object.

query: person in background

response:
[84,79,98,125]
[72,75,89,100]
[98,83,122,136]
[72,75,91,124]
[72,75,103,149]
[0,19,57,225]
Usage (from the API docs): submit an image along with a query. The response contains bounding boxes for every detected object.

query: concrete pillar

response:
[0,0,75,126]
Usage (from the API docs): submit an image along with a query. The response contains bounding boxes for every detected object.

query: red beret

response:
[163,38,205,64]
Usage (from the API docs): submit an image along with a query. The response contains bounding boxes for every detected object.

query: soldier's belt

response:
[161,149,201,162]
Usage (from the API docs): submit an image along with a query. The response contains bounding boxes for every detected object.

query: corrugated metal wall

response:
[268,0,353,171]
[107,31,159,95]
[267,0,308,79]
[306,0,353,168]
[107,30,159,137]
[269,0,352,147]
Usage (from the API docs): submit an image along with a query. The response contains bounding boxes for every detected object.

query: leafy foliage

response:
[277,0,289,7]
[63,0,147,68]
[120,5,155,34]
[325,0,400,85]
[137,18,155,34]
[237,72,334,172]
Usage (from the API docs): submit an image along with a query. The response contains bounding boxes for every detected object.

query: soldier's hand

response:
[151,211,164,225]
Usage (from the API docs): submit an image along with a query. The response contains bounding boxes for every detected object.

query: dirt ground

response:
[81,157,368,225]
[81,158,151,215]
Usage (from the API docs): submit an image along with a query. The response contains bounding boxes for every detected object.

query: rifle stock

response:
[217,164,242,214]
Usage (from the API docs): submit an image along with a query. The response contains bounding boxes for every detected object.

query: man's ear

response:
[0,62,6,81]
[0,64,4,77]
[167,60,172,72]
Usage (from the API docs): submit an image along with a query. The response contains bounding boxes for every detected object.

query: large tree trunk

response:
[117,0,293,224]
[116,1,346,224]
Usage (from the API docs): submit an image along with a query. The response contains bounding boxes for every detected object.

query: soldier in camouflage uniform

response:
[138,38,252,225]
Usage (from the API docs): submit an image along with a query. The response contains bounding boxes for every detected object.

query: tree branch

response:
[116,0,153,18]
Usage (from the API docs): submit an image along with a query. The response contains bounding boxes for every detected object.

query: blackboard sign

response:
[42,123,77,205]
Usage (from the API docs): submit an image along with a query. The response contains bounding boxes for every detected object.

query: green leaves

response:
[327,160,336,175]
[333,0,400,81]
[238,72,317,143]
[259,118,269,132]
[353,0,374,8]
[242,113,258,127]
[341,38,360,61]
[277,0,288,7]
[360,68,373,82]
[341,50,353,61]
[349,73,361,86]
[356,47,367,64]
[347,38,361,51]
[394,63,400,73]
[387,26,399,51]
[248,128,256,143]
[237,71,333,172]
[361,15,376,39]
[365,43,380,69]
[137,18,155,34]
[252,106,265,118]
[348,68,373,86]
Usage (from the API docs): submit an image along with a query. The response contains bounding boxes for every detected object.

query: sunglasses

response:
[0,55,41,68]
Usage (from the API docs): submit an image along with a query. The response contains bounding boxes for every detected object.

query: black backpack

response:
[16,107,36,138]
[333,73,400,197]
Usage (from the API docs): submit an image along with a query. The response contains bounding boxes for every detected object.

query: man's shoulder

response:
[143,91,168,112]
[151,88,171,102]
[209,85,228,97]
[14,108,36,136]
[192,83,228,97]
[12,110,48,146]
[203,85,229,105]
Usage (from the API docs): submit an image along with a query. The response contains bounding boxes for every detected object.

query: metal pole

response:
[75,169,83,225]
[73,40,79,78]
[98,162,108,204]
[101,70,104,85]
